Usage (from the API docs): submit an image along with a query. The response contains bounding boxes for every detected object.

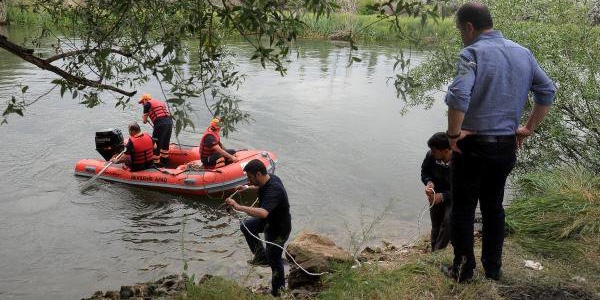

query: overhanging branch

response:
[0,35,136,96]
[45,48,133,64]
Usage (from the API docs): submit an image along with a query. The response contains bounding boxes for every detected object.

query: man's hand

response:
[425,182,435,196]
[225,198,240,210]
[230,155,239,163]
[235,185,248,192]
[448,129,475,153]
[427,193,443,205]
[516,126,533,149]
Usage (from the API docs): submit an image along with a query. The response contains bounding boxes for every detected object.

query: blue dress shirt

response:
[444,31,556,135]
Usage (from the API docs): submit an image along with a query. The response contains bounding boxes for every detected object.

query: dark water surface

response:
[0,28,447,299]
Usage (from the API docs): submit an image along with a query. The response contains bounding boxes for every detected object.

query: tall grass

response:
[506,166,600,258]
[299,13,455,43]
[6,4,74,27]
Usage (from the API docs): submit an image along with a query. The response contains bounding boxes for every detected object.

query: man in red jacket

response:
[139,93,173,167]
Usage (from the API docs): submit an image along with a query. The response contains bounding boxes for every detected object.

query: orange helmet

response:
[209,118,220,131]
[138,93,152,103]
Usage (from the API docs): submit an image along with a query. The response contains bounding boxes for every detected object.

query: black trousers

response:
[450,135,516,276]
[430,197,451,252]
[241,217,291,295]
[152,120,172,157]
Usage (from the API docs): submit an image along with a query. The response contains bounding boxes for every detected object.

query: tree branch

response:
[0,35,136,96]
[45,48,132,64]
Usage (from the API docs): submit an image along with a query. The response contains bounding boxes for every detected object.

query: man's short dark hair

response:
[428,132,451,150]
[456,2,493,30]
[128,122,141,134]
[244,159,268,175]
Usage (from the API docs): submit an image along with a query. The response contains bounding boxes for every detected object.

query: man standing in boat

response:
[113,122,156,171]
[199,118,237,168]
[138,93,173,167]
[225,159,291,297]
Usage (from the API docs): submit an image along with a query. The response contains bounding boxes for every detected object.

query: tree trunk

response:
[0,0,8,26]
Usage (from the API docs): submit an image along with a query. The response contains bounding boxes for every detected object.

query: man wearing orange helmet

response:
[138,93,173,167]
[199,118,237,168]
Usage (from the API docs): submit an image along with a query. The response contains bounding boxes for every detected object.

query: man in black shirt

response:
[420,132,452,252]
[225,159,291,297]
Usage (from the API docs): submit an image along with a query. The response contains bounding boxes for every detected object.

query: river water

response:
[0,28,447,299]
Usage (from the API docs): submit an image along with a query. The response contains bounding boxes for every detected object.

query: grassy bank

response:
[5,4,454,44]
[299,13,455,43]
[179,167,600,299]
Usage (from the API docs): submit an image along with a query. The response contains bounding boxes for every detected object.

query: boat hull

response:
[74,145,277,195]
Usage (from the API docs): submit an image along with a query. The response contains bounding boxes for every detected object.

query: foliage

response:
[402,0,600,172]
[1,0,446,136]
[300,12,455,42]
[506,166,600,258]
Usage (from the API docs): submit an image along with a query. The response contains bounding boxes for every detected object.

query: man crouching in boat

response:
[199,118,237,168]
[225,159,291,297]
[112,122,156,172]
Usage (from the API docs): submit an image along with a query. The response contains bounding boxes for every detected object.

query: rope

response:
[230,203,327,277]
[406,188,437,246]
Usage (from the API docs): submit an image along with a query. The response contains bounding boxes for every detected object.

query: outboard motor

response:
[95,128,124,161]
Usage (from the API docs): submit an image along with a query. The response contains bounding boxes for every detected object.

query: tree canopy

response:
[0,0,443,136]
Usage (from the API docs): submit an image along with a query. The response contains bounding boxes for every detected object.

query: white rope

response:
[228,196,327,276]
[407,188,437,246]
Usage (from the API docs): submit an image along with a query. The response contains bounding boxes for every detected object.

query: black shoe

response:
[485,270,502,281]
[247,257,269,267]
[441,265,473,283]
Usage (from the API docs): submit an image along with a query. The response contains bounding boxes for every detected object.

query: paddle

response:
[80,149,127,192]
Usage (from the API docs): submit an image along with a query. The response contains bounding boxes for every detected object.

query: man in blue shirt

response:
[225,159,291,297]
[443,2,556,282]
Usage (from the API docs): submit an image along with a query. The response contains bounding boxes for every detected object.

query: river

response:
[0,27,447,299]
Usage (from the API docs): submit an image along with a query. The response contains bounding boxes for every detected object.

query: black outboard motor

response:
[95,128,124,161]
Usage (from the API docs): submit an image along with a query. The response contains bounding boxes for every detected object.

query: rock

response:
[154,287,168,296]
[120,285,134,299]
[286,231,353,289]
[132,284,149,297]
[104,290,119,300]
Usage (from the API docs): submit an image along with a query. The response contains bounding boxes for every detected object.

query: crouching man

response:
[225,159,291,297]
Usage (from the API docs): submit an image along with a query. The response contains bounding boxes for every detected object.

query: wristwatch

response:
[446,130,461,139]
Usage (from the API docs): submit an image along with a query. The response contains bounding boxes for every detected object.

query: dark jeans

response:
[241,217,291,295]
[430,196,451,252]
[152,120,173,156]
[450,135,516,276]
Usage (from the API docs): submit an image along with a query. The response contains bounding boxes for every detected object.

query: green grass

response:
[299,13,455,43]
[506,166,600,259]
[182,276,272,300]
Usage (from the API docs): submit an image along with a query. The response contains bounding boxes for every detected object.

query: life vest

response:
[130,133,154,165]
[199,129,220,159]
[146,99,170,123]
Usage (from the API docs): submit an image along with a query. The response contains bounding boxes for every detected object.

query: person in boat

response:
[113,122,156,172]
[225,159,291,297]
[420,132,452,252]
[199,118,237,168]
[138,93,173,167]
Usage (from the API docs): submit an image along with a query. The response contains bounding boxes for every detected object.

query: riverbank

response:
[3,4,454,45]
[82,167,600,299]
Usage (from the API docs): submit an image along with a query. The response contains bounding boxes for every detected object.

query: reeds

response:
[506,166,600,257]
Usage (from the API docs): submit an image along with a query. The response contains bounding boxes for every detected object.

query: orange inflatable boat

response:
[74,129,277,195]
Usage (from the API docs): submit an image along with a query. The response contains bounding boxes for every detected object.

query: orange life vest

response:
[130,133,154,165]
[146,99,170,123]
[199,129,220,160]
